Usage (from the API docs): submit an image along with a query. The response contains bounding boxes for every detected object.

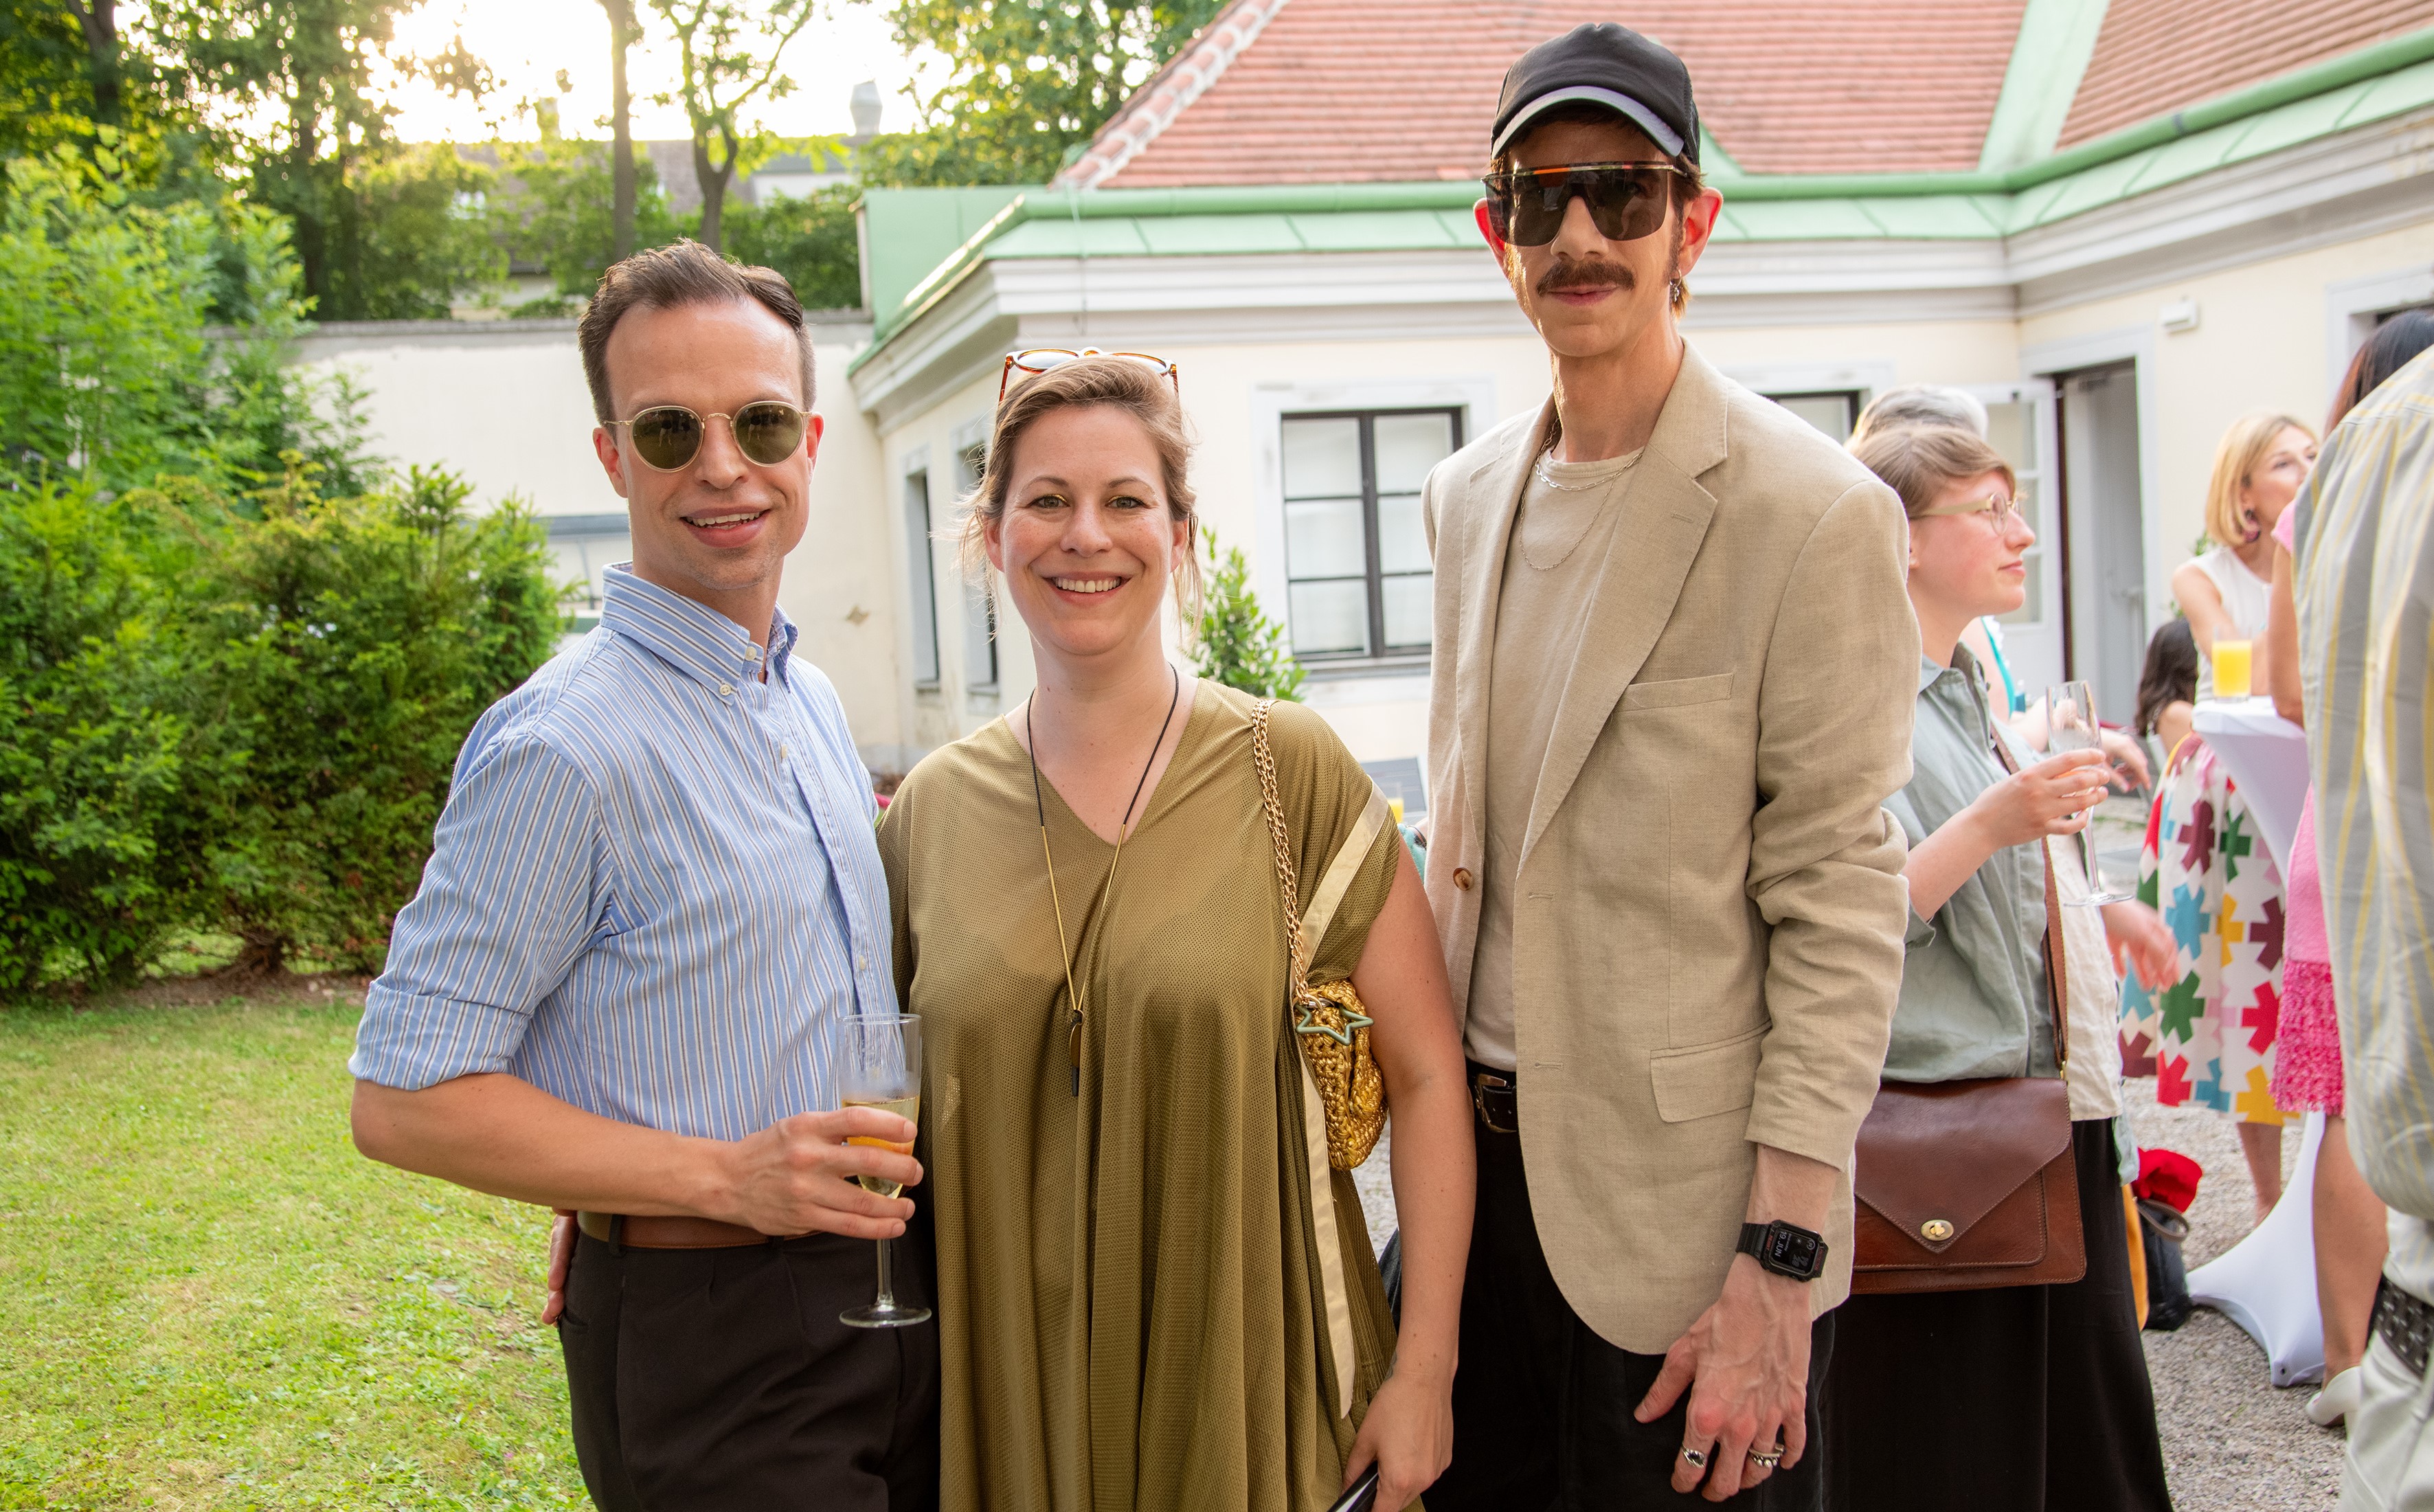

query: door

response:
[2055,363,2147,723]
[1965,379,2061,704]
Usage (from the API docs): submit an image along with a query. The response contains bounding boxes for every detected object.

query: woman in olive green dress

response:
[877,352,1474,1511]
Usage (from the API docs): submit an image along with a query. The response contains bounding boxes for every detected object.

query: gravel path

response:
[2131,1078,2346,1509]
[1348,1081,2347,1507]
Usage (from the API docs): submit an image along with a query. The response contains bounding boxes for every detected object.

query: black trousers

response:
[1431,1103,1832,1511]
[558,1228,938,1512]
[1822,1118,2172,1512]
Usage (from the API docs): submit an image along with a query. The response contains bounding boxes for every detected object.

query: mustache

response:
[1535,256,1636,295]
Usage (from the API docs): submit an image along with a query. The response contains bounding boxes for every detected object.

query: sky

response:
[381,1,943,144]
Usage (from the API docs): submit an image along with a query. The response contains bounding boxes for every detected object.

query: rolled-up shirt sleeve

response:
[350,734,607,1090]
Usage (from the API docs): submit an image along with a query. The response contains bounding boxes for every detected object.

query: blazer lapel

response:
[1521,350,1732,863]
[1453,405,1550,858]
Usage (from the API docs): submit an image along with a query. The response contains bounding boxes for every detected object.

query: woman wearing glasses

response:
[1827,424,2173,1510]
[876,352,1474,1511]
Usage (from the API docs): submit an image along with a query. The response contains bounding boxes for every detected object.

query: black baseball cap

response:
[1490,23,1699,166]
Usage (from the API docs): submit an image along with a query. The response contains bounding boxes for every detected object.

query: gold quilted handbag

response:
[1250,699,1388,1170]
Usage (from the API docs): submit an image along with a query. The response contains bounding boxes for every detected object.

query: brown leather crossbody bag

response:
[1852,754,2088,1296]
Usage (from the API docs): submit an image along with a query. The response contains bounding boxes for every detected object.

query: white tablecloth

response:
[2189,697,2310,875]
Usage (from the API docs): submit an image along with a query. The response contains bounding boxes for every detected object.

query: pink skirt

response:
[2271,958,2344,1114]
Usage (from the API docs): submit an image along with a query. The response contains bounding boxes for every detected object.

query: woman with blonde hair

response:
[2173,411,2317,699]
[877,351,1473,1510]
[2125,411,2318,1228]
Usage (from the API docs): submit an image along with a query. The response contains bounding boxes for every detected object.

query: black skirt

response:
[1823,1117,2173,1511]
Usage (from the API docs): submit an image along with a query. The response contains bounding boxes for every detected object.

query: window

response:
[956,442,996,688]
[903,470,939,687]
[1767,390,1861,442]
[1281,409,1461,660]
[545,512,633,633]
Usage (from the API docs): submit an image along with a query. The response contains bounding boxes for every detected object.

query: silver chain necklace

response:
[1535,449,1614,492]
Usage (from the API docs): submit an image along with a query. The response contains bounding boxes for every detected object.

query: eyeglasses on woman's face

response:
[1919,490,2026,532]
[607,401,809,472]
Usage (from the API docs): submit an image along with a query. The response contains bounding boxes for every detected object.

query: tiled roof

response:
[1075,0,2030,185]
[2061,0,2432,148]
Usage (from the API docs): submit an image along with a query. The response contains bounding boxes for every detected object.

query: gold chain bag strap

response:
[1250,699,1388,1169]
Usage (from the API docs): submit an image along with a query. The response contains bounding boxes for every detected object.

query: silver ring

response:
[1680,1447,1709,1469]
[1748,1449,1783,1469]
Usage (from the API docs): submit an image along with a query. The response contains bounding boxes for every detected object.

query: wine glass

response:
[2044,681,2133,905]
[835,1013,929,1329]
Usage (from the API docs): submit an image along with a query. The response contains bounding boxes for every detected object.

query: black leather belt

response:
[2375,1276,2434,1377]
[1469,1063,1517,1134]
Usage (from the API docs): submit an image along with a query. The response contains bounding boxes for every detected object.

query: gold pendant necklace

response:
[1029,665,1183,1096]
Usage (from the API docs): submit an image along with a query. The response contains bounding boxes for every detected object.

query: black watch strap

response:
[1737,1220,1828,1281]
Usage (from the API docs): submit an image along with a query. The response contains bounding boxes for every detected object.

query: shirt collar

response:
[601,565,796,689]
[1917,642,1985,695]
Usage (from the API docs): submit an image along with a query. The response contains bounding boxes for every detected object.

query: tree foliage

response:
[0,152,372,493]
[1,464,563,990]
[0,479,222,989]
[135,0,502,319]
[861,0,1225,186]
[1193,528,1303,701]
[721,183,860,309]
[646,0,815,251]
[187,463,562,973]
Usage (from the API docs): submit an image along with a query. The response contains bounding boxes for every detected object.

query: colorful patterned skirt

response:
[2118,740,2288,1127]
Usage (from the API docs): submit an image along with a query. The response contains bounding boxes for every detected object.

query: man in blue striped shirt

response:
[350,242,935,1511]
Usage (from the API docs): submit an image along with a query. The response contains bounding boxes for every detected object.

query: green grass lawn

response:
[0,984,585,1509]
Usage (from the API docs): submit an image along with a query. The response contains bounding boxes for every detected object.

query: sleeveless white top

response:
[2191,543,2271,699]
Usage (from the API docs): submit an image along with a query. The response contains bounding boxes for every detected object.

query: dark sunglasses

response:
[1000,347,1180,403]
[1480,161,1691,248]
[607,401,808,471]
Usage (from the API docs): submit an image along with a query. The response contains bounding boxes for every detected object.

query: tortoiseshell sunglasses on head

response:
[999,348,1181,403]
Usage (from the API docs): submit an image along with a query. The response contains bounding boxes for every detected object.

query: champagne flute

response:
[835,1013,929,1329]
[2044,681,2133,905]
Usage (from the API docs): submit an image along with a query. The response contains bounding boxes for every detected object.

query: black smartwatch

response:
[1737,1220,1828,1282]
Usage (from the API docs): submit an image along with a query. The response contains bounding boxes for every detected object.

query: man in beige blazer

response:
[1423,25,1916,1509]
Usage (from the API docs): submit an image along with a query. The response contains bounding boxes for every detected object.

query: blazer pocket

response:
[1649,1026,1768,1123]
[1621,671,1735,712]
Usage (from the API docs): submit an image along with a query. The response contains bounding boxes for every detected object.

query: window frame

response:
[903,466,940,690]
[1278,405,1464,666]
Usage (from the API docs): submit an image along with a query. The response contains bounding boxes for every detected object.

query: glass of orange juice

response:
[2213,638,2253,699]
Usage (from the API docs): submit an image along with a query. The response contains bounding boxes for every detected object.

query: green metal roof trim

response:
[859,185,1031,335]
[851,25,2434,374]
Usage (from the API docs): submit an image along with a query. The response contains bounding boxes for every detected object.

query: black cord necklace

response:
[1030,664,1183,1096]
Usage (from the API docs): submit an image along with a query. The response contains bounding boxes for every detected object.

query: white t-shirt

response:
[2190,543,2270,700]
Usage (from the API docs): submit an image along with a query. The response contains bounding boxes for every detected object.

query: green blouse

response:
[1882,647,2058,1084]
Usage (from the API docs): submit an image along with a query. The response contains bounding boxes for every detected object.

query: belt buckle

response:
[2375,1277,2434,1378]
[1470,1071,1518,1134]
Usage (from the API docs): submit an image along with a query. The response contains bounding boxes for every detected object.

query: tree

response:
[647,0,815,252]
[721,183,859,308]
[0,152,372,493]
[156,0,502,319]
[493,126,680,306]
[190,463,561,973]
[1193,528,1303,701]
[600,0,640,258]
[861,0,1224,186]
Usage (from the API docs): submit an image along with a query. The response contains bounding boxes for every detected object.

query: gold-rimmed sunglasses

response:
[1000,348,1180,402]
[606,401,809,472]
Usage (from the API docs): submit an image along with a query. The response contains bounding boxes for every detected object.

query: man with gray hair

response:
[1847,383,1989,447]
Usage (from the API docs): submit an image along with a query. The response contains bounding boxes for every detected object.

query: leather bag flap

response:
[1854,1078,2071,1254]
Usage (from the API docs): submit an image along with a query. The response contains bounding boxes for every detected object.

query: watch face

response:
[1765,1226,1823,1276]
